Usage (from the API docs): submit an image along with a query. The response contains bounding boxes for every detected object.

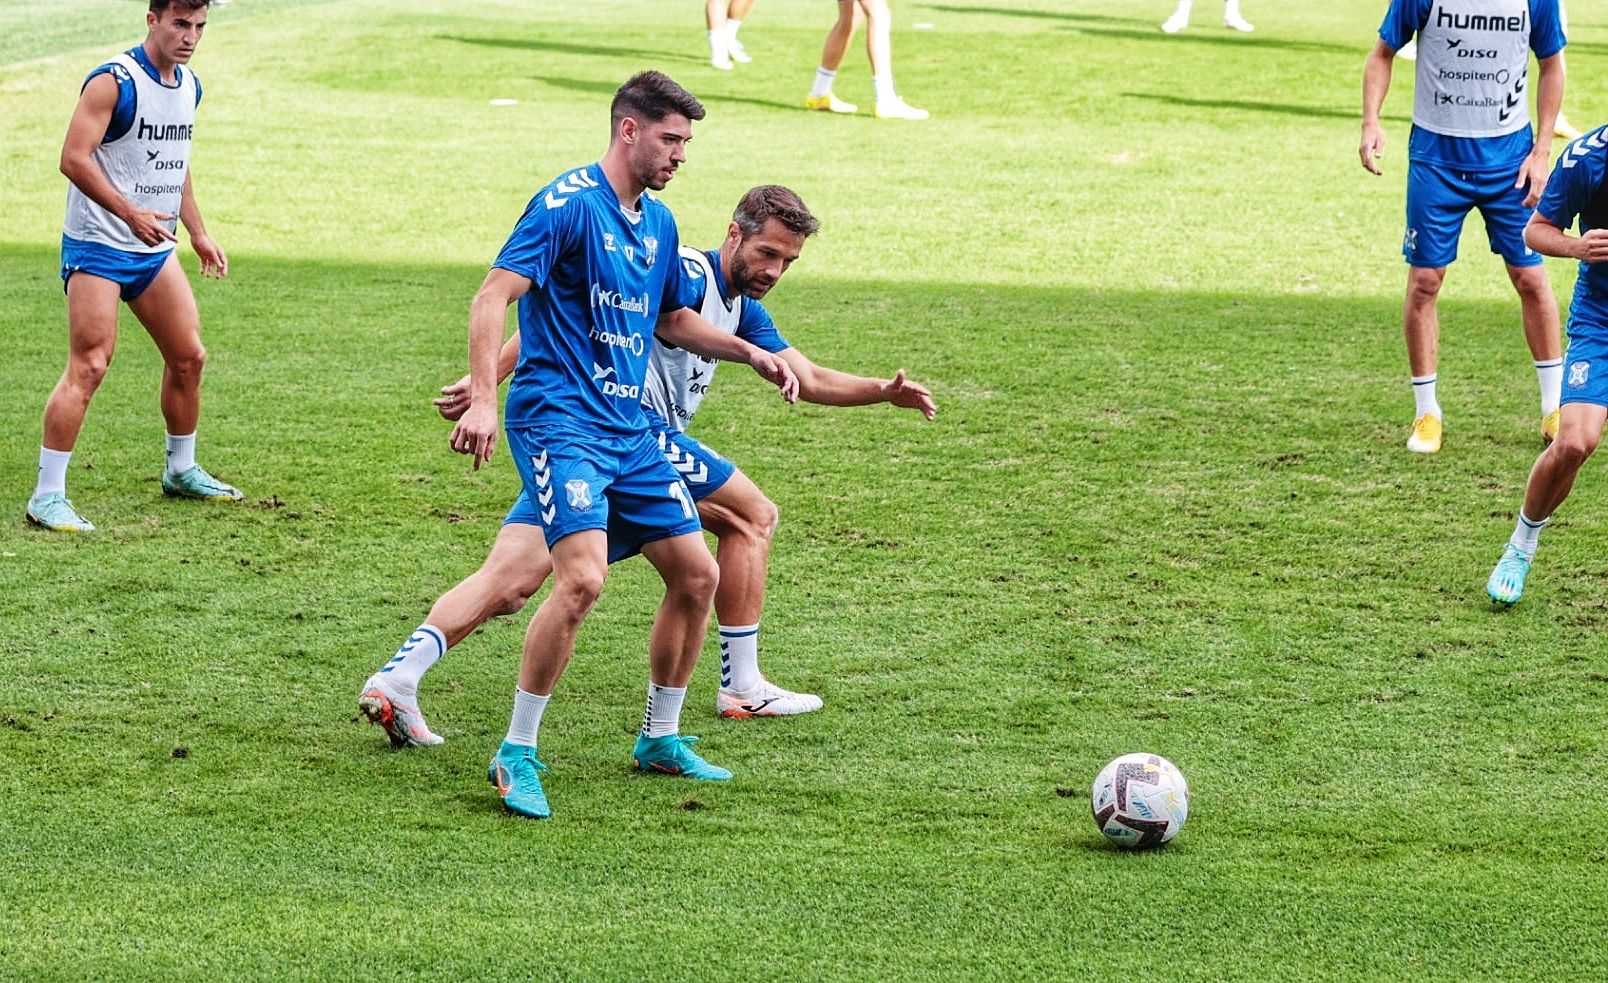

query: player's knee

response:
[1553,432,1600,468]
[552,566,606,614]
[1510,268,1551,302]
[739,494,779,546]
[679,553,720,603]
[167,344,206,381]
[71,350,113,391]
[1406,267,1445,303]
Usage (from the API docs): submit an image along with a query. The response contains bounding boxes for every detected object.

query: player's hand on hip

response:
[450,403,498,469]
[1360,123,1385,175]
[435,376,472,420]
[751,350,799,403]
[126,209,179,247]
[885,369,937,420]
[191,232,228,278]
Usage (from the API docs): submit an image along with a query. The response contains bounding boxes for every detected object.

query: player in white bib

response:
[1361,1,1567,455]
[27,0,240,534]
[359,185,936,747]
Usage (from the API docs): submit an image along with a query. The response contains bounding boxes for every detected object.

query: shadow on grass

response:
[440,34,699,66]
[1125,91,1410,124]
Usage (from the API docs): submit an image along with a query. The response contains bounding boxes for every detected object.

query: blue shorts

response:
[505,423,705,556]
[1403,162,1540,269]
[505,422,735,563]
[1561,326,1608,409]
[60,236,172,301]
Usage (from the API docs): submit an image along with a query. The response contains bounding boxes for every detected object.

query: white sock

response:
[810,67,836,99]
[506,687,549,747]
[873,74,897,104]
[379,624,446,693]
[1510,510,1547,555]
[36,447,71,497]
[719,623,762,693]
[708,29,725,57]
[165,432,196,476]
[1223,0,1241,21]
[1536,358,1563,416]
[725,19,742,41]
[641,683,686,738]
[1170,0,1193,20]
[1412,374,1440,419]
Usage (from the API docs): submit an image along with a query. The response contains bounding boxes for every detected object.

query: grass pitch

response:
[3,1,1608,978]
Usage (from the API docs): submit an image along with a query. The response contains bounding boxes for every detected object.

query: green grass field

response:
[4,0,1608,977]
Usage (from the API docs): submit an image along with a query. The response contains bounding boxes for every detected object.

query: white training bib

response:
[1413,0,1534,138]
[64,52,197,254]
[641,246,739,431]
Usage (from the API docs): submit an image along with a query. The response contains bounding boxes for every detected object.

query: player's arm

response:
[60,74,175,247]
[1517,52,1566,206]
[436,331,521,420]
[178,170,227,278]
[450,267,530,468]
[1360,39,1396,176]
[781,348,936,419]
[656,307,798,402]
[1524,211,1608,263]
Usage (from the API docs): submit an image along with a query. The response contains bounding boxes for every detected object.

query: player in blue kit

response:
[27,0,240,533]
[447,73,799,819]
[358,185,935,750]
[1360,0,1567,454]
[1487,125,1608,604]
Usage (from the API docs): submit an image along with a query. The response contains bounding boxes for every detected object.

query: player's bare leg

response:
[1488,403,1608,605]
[1404,265,1445,453]
[29,274,120,532]
[489,529,609,817]
[698,471,822,717]
[630,532,730,779]
[132,256,240,500]
[1506,262,1565,444]
[360,522,553,747]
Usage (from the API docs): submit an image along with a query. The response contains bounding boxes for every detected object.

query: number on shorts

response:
[667,481,694,519]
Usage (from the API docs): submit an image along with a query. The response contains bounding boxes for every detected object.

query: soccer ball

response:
[1090,753,1189,849]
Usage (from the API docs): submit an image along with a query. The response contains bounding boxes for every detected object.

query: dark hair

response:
[732,186,820,238]
[610,72,705,133]
[150,0,211,12]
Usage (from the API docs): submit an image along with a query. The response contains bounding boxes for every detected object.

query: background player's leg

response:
[1404,265,1446,452]
[30,273,121,531]
[360,522,555,747]
[697,472,823,716]
[130,254,240,499]
[808,1,861,113]
[1506,262,1564,438]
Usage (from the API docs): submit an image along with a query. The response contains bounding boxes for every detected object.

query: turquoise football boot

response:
[162,465,243,501]
[1486,544,1533,606]
[631,733,732,781]
[487,742,551,819]
[25,492,94,532]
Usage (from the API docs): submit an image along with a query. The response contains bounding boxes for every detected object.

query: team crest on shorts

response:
[1570,361,1591,388]
[565,479,593,511]
[1403,227,1418,253]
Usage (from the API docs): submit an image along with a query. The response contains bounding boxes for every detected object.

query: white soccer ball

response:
[1090,753,1189,849]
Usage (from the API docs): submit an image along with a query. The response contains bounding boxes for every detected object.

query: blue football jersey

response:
[1538,126,1608,323]
[493,164,697,433]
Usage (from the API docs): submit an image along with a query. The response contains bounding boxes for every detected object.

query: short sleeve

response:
[1530,0,1566,59]
[1378,0,1432,51]
[734,300,789,354]
[493,194,577,290]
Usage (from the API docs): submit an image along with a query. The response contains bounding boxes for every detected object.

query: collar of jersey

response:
[127,45,185,89]
[704,248,735,309]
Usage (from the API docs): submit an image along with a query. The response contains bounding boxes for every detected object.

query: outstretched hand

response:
[750,349,799,403]
[884,369,936,420]
[435,376,472,421]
